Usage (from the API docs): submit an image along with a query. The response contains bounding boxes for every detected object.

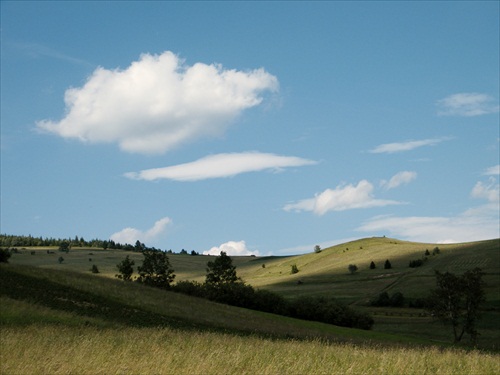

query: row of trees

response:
[115,250,375,330]
[0,234,199,255]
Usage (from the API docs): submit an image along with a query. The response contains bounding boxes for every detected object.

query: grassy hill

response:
[1,237,499,374]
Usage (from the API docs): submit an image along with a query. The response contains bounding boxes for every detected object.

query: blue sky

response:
[1,1,499,256]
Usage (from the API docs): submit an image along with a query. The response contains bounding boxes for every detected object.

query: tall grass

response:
[1,325,498,375]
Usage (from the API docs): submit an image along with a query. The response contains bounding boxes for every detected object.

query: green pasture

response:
[4,237,500,350]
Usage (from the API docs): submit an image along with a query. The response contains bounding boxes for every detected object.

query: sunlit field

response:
[2,325,498,375]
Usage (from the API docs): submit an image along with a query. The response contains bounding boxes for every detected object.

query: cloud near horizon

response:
[358,179,499,243]
[125,152,317,181]
[110,217,172,245]
[36,51,279,154]
[283,180,402,215]
[203,240,259,256]
[437,93,500,117]
[369,137,448,154]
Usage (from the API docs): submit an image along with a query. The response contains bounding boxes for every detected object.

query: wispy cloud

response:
[36,51,278,155]
[110,217,172,245]
[358,179,499,243]
[203,240,259,256]
[483,165,500,176]
[437,93,499,117]
[125,152,317,181]
[368,137,449,154]
[381,171,417,190]
[283,180,403,215]
[10,41,93,67]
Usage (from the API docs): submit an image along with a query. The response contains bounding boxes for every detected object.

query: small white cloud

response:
[369,138,448,154]
[203,240,259,256]
[36,51,279,154]
[381,171,417,190]
[437,93,500,117]
[125,152,317,181]
[483,165,500,176]
[284,180,402,215]
[471,178,499,203]
[110,217,172,245]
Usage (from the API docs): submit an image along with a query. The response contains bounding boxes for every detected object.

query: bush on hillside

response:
[0,248,11,263]
[370,291,405,307]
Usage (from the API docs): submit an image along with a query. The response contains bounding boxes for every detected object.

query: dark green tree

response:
[91,264,99,274]
[348,264,358,274]
[137,250,175,289]
[314,245,321,253]
[290,264,299,274]
[369,261,376,269]
[205,251,240,285]
[59,241,70,253]
[426,268,485,344]
[384,259,392,269]
[116,255,135,281]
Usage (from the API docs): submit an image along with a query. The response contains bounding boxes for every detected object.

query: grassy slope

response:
[5,237,500,348]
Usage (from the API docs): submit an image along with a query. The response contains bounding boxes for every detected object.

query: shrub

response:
[58,256,64,264]
[314,245,321,253]
[384,259,392,269]
[290,264,299,274]
[91,264,99,274]
[371,291,405,307]
[369,261,376,269]
[409,259,424,268]
[0,248,11,263]
[348,264,358,274]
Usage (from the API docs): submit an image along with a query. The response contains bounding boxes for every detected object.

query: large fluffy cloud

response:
[110,217,172,245]
[283,180,402,215]
[437,93,500,117]
[203,240,259,256]
[36,51,279,154]
[125,152,317,181]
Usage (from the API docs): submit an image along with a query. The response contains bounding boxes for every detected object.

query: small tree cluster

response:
[137,250,176,289]
[370,291,405,307]
[409,258,426,268]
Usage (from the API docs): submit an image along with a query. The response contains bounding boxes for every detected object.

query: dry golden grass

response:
[1,325,498,375]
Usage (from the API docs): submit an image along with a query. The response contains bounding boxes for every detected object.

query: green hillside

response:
[1,237,500,374]
[3,237,499,349]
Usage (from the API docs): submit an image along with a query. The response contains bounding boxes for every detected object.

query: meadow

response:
[1,237,499,374]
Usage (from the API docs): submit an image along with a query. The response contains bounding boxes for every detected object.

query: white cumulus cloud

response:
[125,152,317,181]
[381,171,417,190]
[110,217,172,245]
[36,51,279,154]
[369,138,448,154]
[203,240,259,256]
[283,180,402,215]
[437,93,500,117]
